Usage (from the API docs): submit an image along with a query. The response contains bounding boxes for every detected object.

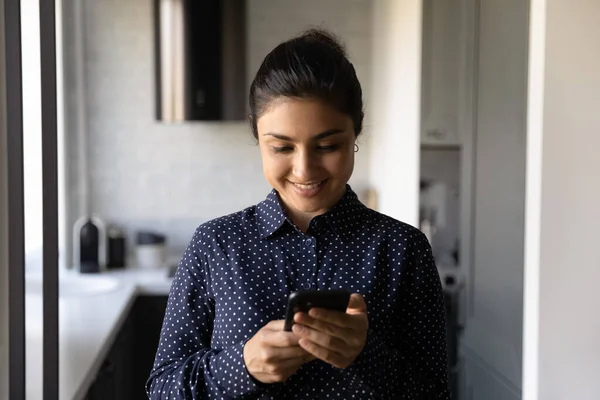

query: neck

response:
[288,210,318,233]
[281,186,348,233]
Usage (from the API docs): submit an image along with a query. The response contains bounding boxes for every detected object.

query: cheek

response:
[259,148,290,179]
[324,149,354,176]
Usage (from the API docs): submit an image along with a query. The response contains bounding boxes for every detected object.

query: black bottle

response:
[80,218,100,273]
[107,227,127,269]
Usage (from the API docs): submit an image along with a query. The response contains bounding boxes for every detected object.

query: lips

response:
[289,179,327,198]
[292,180,325,190]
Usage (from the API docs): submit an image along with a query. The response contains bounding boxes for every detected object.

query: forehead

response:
[256,98,353,138]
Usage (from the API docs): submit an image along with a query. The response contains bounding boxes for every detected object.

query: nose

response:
[292,148,319,182]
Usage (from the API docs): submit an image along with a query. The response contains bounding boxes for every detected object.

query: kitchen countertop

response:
[24,268,173,400]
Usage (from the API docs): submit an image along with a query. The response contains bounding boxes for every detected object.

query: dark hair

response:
[249,28,364,139]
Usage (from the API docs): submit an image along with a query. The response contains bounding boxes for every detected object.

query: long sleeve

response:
[145,188,451,398]
[145,229,263,399]
[346,234,451,399]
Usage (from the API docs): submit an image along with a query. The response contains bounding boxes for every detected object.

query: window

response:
[22,0,66,272]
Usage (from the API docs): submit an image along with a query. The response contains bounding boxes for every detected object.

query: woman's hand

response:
[243,320,315,384]
[291,293,368,369]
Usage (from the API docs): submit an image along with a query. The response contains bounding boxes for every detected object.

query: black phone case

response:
[283,289,351,331]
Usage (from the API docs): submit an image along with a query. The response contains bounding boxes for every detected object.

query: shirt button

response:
[302,282,312,290]
[304,238,313,247]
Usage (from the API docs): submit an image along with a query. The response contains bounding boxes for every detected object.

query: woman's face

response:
[257,97,356,222]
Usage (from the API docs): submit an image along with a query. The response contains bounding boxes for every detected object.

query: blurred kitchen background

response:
[3,0,600,399]
[59,0,375,265]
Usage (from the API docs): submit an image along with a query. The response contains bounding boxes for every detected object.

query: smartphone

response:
[283,289,352,331]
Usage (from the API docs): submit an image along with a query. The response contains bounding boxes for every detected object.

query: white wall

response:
[369,0,422,226]
[0,0,9,396]
[524,1,600,399]
[61,0,374,259]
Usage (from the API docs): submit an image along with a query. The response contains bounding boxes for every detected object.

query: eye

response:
[272,146,293,154]
[317,145,340,152]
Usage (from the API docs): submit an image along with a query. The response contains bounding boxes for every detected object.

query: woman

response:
[147,29,450,399]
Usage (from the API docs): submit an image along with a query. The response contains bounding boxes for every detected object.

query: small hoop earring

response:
[354,143,359,153]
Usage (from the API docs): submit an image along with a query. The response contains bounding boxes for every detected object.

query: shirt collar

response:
[256,189,288,239]
[256,185,367,240]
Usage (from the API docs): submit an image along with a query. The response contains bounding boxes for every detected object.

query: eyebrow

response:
[262,128,345,141]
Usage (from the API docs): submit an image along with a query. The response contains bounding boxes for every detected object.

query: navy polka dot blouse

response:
[146,186,450,399]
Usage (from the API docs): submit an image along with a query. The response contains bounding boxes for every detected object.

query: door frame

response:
[4,0,27,397]
[3,0,60,398]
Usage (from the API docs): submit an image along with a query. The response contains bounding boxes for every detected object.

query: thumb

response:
[346,293,367,314]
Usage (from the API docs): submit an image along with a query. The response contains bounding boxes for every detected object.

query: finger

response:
[261,323,302,348]
[292,324,347,354]
[294,312,353,341]
[297,337,347,369]
[303,308,353,328]
[266,320,286,331]
[262,344,312,362]
[346,293,368,314]
[265,331,302,348]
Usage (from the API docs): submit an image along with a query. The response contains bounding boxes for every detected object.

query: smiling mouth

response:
[290,180,326,190]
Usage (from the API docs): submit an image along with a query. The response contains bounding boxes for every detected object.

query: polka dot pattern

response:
[146,185,450,399]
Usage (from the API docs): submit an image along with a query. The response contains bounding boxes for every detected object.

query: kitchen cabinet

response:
[85,295,168,400]
[420,0,474,147]
[131,295,169,398]
[84,312,134,400]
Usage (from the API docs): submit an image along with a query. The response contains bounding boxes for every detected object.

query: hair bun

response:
[249,28,364,139]
[298,28,348,57]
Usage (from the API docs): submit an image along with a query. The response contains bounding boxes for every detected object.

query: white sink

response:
[26,273,121,297]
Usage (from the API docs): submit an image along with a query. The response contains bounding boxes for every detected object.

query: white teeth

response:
[293,181,324,190]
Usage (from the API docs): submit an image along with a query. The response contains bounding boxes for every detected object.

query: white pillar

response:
[524,1,600,399]
[369,0,422,226]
